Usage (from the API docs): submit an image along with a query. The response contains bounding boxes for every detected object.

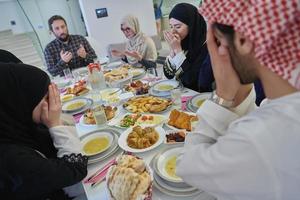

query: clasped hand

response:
[41,83,62,128]
[163,30,182,55]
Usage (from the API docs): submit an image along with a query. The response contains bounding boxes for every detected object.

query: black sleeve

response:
[139,59,156,70]
[178,59,201,91]
[163,59,176,79]
[5,146,87,200]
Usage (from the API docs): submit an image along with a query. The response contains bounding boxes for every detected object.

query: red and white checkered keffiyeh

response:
[199,0,300,89]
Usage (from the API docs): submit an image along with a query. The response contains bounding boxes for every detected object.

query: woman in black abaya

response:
[0,63,87,199]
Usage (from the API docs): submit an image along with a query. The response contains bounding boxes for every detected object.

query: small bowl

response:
[156,147,183,183]
[164,130,186,145]
[62,98,88,112]
[81,131,114,156]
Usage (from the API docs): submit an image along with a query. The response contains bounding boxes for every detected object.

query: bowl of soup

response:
[81,131,114,156]
[62,98,88,112]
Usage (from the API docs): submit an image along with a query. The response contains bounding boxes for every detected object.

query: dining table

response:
[65,64,216,200]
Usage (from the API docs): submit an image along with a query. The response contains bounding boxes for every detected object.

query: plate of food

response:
[118,125,165,153]
[65,80,90,96]
[190,93,211,110]
[62,98,89,113]
[152,80,179,93]
[81,130,114,156]
[124,80,150,95]
[165,130,186,145]
[166,109,198,132]
[106,154,153,200]
[123,96,172,113]
[156,147,183,183]
[109,113,167,128]
[79,105,119,127]
[106,61,123,69]
[129,68,145,79]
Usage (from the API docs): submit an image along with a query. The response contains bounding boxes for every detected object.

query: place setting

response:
[150,146,203,197]
[186,92,212,113]
[80,128,121,164]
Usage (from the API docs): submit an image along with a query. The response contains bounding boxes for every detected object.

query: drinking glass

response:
[92,105,107,125]
[63,68,73,80]
[171,88,182,107]
[145,68,157,85]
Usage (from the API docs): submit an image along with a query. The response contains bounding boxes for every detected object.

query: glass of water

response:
[171,88,182,107]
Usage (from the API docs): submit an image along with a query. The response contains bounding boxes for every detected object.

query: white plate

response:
[190,93,212,109]
[60,94,75,103]
[106,61,123,69]
[81,131,114,156]
[165,111,198,133]
[53,78,71,88]
[62,98,88,112]
[129,68,145,78]
[82,129,121,164]
[72,67,89,76]
[78,106,120,127]
[100,88,122,100]
[153,80,179,92]
[149,87,171,97]
[108,113,167,129]
[118,126,165,153]
[153,172,201,196]
[156,147,183,182]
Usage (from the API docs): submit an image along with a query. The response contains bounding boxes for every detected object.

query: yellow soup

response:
[196,99,205,107]
[83,137,109,155]
[158,84,174,91]
[165,156,180,179]
[66,101,85,110]
[62,95,73,103]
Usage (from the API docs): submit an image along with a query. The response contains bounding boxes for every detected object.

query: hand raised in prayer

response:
[207,24,241,102]
[163,30,182,54]
[60,50,73,63]
[124,51,142,61]
[77,44,87,58]
[111,49,125,57]
[41,83,62,128]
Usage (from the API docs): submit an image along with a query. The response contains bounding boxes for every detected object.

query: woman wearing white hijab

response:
[111,15,157,69]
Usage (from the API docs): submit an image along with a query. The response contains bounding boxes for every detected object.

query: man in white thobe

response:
[177,1,300,200]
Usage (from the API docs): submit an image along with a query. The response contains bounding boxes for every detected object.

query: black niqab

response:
[169,3,208,63]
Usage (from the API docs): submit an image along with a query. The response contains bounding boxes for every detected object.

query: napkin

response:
[181,95,193,111]
[73,113,84,123]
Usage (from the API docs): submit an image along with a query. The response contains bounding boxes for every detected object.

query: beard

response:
[228,46,258,84]
[56,32,69,42]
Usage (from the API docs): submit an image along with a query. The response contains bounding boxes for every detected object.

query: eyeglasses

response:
[121,27,131,32]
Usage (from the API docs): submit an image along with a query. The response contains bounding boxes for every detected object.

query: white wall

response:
[79,0,157,57]
[0,0,86,48]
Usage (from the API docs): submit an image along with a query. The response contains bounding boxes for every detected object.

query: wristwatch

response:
[211,91,234,108]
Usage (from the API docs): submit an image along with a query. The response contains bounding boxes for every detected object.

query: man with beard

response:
[177,1,300,200]
[44,15,97,77]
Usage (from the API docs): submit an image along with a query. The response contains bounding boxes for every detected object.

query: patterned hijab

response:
[121,15,147,64]
[0,63,56,156]
[199,0,300,89]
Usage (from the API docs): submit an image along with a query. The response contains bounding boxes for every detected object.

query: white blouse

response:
[177,90,300,200]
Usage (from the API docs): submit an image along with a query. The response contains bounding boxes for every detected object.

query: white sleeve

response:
[177,127,274,200]
[168,51,186,70]
[49,125,82,157]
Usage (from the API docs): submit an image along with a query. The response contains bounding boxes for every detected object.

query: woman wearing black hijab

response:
[163,3,214,92]
[0,63,87,199]
[0,49,22,63]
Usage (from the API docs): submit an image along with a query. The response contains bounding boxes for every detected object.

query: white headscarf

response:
[121,15,147,64]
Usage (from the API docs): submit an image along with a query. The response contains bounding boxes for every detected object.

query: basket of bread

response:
[106,154,153,200]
